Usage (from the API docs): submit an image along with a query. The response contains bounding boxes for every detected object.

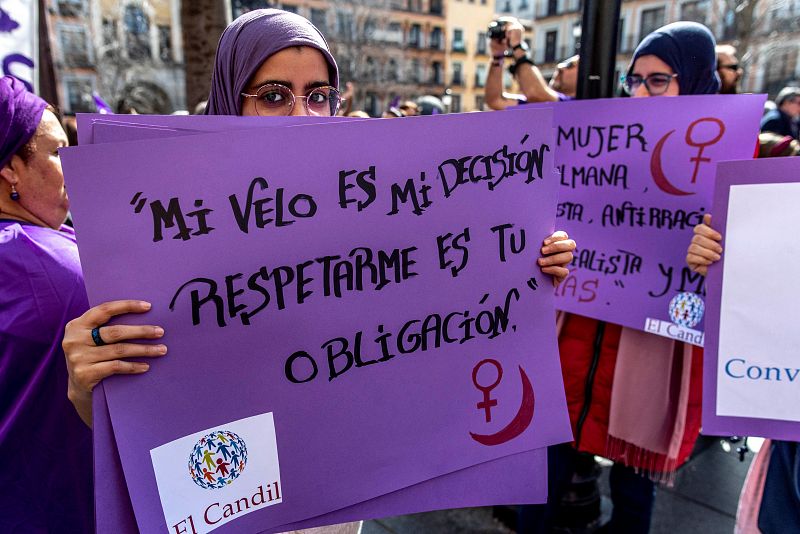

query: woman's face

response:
[240,46,331,117]
[630,54,680,98]
[1,110,69,229]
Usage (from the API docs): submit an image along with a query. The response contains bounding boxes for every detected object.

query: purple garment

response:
[516,92,572,105]
[0,220,93,532]
[0,75,47,169]
[205,9,339,116]
[628,21,720,96]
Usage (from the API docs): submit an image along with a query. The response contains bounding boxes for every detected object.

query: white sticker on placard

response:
[150,412,282,533]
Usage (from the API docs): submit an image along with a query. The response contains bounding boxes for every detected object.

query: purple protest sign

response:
[75,114,355,145]
[702,157,800,441]
[86,119,549,533]
[526,95,764,345]
[62,109,570,533]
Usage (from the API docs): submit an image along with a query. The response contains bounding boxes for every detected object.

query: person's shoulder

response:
[760,109,786,130]
[2,221,77,260]
[0,222,83,291]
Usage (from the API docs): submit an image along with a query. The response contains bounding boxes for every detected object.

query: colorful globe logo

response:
[668,292,705,328]
[188,430,248,490]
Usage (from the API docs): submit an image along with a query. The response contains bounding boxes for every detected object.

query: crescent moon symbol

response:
[470,366,535,446]
[650,129,693,196]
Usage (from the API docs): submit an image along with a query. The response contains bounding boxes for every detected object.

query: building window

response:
[365,92,379,117]
[364,57,376,81]
[157,25,172,63]
[65,78,95,112]
[452,28,465,52]
[547,0,558,16]
[101,18,116,47]
[60,25,91,67]
[387,22,403,44]
[640,7,665,40]
[58,0,84,17]
[410,58,421,83]
[544,30,557,63]
[680,1,707,25]
[450,93,461,113]
[409,24,421,47]
[452,62,463,85]
[232,0,269,18]
[387,58,399,81]
[501,0,512,12]
[430,0,443,13]
[432,61,443,85]
[336,12,354,40]
[310,9,327,32]
[281,4,298,13]
[364,17,377,37]
[475,95,485,110]
[430,27,442,49]
[475,64,487,87]
[476,32,487,55]
[124,4,151,61]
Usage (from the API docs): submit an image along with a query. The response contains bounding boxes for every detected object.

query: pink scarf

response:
[735,440,772,534]
[556,314,695,484]
[606,327,694,483]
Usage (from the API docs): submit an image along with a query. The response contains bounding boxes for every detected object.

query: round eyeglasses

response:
[622,73,678,96]
[241,83,343,116]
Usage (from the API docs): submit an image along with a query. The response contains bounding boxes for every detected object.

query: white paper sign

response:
[716,182,800,422]
[0,0,37,90]
[150,412,283,534]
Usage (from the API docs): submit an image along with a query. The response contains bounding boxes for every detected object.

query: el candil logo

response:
[189,431,248,489]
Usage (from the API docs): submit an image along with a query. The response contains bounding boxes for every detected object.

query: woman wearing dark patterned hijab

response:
[624,21,720,97]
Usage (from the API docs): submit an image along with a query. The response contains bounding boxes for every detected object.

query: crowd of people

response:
[1,6,798,534]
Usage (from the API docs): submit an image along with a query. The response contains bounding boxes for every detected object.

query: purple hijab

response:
[205,9,339,116]
[0,75,47,169]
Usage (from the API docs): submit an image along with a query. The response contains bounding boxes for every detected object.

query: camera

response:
[487,19,507,41]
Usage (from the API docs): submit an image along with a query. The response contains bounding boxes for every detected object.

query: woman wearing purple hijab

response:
[60,9,576,531]
[0,75,93,531]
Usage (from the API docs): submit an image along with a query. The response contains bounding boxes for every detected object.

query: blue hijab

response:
[629,21,720,95]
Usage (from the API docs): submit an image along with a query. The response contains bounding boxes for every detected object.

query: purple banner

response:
[523,95,764,345]
[702,157,800,441]
[62,109,571,533]
[86,118,549,533]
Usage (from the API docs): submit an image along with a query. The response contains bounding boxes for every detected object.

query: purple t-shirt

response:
[0,220,93,532]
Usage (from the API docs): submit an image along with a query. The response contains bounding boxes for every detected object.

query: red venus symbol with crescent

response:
[469,358,535,446]
[650,117,726,196]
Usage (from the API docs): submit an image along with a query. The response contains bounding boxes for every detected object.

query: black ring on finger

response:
[91,326,107,347]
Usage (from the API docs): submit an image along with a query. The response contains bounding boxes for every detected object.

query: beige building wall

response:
[446,0,495,111]
[281,0,447,116]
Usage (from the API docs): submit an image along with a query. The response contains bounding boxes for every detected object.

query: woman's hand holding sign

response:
[63,300,167,427]
[686,214,723,276]
[539,231,576,285]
